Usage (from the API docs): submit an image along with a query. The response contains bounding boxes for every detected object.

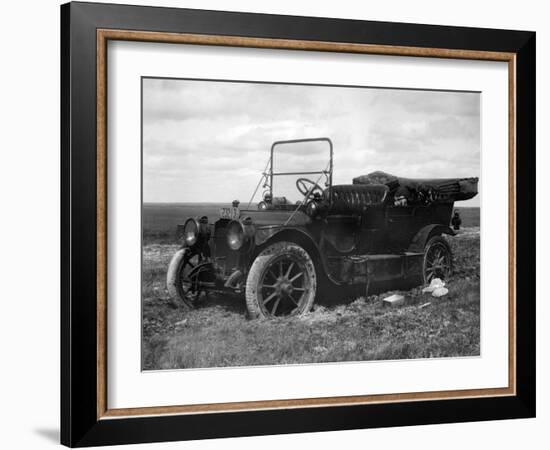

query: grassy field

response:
[142,204,480,370]
[143,203,227,244]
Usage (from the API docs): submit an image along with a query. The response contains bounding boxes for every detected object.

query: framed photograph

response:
[61,2,536,447]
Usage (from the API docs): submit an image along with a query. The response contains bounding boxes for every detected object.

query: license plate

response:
[219,206,240,220]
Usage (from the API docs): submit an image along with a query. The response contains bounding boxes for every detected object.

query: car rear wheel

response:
[422,235,453,284]
[246,241,317,319]
[166,248,201,308]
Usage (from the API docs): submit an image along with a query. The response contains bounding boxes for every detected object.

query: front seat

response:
[325,184,388,213]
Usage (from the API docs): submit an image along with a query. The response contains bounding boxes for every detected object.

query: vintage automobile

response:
[167,138,478,318]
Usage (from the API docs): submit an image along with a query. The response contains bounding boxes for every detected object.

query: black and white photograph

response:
[141,77,481,370]
[52,1,539,447]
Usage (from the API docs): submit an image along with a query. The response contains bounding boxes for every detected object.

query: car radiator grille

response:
[212,221,240,278]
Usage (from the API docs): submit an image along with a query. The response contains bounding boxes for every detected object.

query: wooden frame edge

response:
[97,29,108,419]
[100,387,515,419]
[508,55,517,395]
[95,28,517,420]
[97,28,515,61]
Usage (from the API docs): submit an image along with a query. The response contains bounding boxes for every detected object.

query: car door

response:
[385,205,418,251]
[358,206,387,254]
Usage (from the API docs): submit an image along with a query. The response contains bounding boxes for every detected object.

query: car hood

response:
[238,209,311,228]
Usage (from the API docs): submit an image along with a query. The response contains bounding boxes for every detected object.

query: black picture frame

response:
[61,1,535,447]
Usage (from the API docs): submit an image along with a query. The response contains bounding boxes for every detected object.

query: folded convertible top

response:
[352,171,478,202]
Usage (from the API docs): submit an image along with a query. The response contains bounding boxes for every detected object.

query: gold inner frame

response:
[96,29,517,420]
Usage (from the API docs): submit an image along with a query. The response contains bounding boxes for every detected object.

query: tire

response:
[422,235,453,284]
[246,241,317,319]
[166,248,201,309]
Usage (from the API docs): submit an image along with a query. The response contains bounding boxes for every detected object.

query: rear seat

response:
[325,184,389,213]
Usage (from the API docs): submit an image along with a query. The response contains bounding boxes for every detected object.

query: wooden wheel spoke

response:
[263,292,278,305]
[271,296,282,315]
[285,262,295,278]
[289,272,303,283]
[286,293,299,306]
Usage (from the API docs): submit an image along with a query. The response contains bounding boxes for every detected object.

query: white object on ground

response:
[422,278,445,293]
[382,294,405,307]
[174,319,188,327]
[432,287,449,297]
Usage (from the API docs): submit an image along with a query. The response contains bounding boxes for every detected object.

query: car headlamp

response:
[305,200,318,217]
[227,218,254,251]
[305,199,327,218]
[183,218,199,247]
[182,216,210,247]
[226,220,245,250]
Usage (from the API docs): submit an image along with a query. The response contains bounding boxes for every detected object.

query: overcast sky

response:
[142,78,480,206]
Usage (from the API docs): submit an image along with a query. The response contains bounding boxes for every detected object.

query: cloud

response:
[142,78,480,206]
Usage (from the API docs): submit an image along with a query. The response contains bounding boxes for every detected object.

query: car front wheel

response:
[245,241,317,319]
[166,248,201,308]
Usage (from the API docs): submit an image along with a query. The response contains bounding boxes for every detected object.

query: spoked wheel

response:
[246,241,317,319]
[166,248,203,308]
[422,236,453,284]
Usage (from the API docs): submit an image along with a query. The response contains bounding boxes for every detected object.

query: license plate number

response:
[219,207,240,220]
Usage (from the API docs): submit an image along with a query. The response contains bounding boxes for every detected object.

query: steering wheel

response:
[296,177,324,199]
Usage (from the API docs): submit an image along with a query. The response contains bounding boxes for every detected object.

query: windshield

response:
[268,139,332,204]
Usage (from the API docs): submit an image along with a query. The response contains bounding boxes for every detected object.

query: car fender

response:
[407,224,456,253]
[254,226,341,286]
[254,225,314,247]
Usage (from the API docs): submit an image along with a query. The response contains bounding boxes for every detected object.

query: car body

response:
[166,138,478,318]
